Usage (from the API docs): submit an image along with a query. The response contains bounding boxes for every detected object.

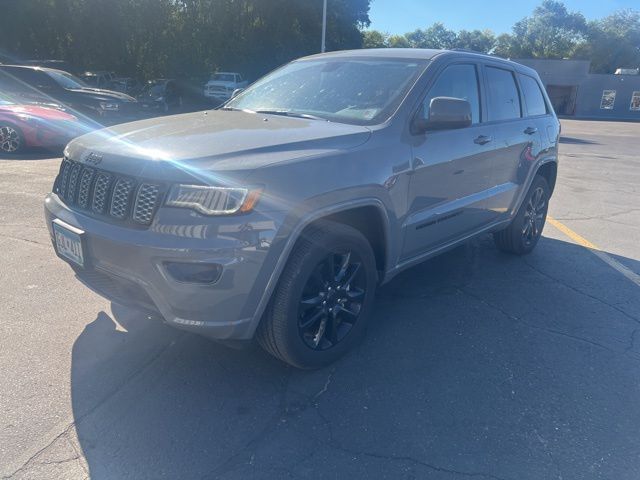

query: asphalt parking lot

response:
[1,119,639,479]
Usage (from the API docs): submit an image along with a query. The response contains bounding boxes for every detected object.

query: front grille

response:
[77,168,95,209]
[110,178,135,219]
[134,184,160,224]
[54,158,162,226]
[92,173,112,214]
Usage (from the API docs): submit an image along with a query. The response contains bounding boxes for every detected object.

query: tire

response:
[257,221,378,369]
[493,174,550,255]
[0,123,25,155]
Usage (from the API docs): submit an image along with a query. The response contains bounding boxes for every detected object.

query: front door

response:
[402,63,497,260]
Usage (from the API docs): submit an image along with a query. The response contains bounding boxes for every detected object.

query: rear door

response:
[481,64,543,220]
[402,62,498,260]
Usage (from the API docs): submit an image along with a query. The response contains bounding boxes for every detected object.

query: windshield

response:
[45,70,88,89]
[212,73,235,82]
[225,58,427,125]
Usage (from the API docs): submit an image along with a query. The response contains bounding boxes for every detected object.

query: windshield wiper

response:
[254,110,328,121]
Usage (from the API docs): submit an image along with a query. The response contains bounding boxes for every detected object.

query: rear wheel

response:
[0,124,24,154]
[493,174,550,255]
[257,222,377,369]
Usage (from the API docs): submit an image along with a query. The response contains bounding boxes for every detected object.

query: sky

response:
[368,0,638,35]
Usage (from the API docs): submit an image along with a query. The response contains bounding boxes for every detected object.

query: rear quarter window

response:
[519,74,548,116]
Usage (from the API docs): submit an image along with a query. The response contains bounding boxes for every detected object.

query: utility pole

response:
[321,0,327,53]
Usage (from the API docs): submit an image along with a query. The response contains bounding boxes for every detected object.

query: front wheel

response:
[493,174,550,255]
[257,222,377,369]
[0,124,24,154]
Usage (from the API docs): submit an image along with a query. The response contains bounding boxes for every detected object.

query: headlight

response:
[166,185,262,215]
[99,102,120,111]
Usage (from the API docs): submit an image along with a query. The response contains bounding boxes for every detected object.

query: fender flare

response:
[247,198,392,330]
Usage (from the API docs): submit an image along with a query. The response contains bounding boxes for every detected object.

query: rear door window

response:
[485,66,521,121]
[519,74,547,116]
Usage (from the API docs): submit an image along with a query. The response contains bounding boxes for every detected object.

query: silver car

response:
[45,49,560,368]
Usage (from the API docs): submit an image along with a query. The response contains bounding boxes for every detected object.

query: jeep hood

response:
[65,110,371,180]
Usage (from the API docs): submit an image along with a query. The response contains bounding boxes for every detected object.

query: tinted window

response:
[486,67,521,121]
[44,70,87,89]
[519,74,547,116]
[0,68,57,90]
[422,64,480,124]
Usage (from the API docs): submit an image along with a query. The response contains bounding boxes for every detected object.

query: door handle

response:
[474,135,492,145]
[524,126,538,135]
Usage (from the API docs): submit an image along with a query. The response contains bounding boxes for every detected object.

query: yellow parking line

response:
[547,215,640,288]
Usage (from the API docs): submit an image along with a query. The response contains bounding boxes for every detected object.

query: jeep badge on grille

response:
[85,152,103,166]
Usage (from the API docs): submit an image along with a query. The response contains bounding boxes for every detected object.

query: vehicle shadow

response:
[70,234,640,479]
[0,148,61,160]
[559,136,599,145]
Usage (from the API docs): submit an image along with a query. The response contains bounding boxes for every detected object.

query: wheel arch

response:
[249,198,393,331]
[536,160,558,194]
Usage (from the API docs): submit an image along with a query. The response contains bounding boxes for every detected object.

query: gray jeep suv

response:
[45,49,559,368]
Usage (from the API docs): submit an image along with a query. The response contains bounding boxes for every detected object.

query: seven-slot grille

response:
[54,158,162,226]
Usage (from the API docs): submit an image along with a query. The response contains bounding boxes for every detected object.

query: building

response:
[515,58,640,121]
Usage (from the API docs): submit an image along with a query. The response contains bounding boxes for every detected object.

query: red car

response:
[0,100,87,154]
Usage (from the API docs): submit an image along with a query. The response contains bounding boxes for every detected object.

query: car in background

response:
[22,59,77,74]
[138,79,183,114]
[0,98,87,154]
[112,77,143,97]
[80,71,117,90]
[0,65,139,123]
[204,72,247,101]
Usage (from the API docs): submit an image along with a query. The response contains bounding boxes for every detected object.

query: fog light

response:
[164,262,223,284]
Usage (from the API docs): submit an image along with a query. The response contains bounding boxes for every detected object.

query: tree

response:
[388,35,410,48]
[0,0,372,81]
[405,23,456,49]
[578,10,640,73]
[495,0,587,58]
[362,30,389,48]
[454,30,496,53]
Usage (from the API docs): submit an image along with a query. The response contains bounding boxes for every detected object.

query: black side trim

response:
[415,210,463,230]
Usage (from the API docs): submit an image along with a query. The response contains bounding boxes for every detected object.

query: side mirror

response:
[413,96,472,133]
[231,88,244,98]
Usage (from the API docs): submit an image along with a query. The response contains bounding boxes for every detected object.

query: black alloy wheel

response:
[257,222,377,369]
[494,174,550,255]
[298,251,366,351]
[522,185,547,248]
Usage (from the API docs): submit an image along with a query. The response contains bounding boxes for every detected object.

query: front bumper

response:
[44,192,283,340]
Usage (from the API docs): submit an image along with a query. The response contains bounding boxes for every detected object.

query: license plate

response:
[53,221,84,268]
